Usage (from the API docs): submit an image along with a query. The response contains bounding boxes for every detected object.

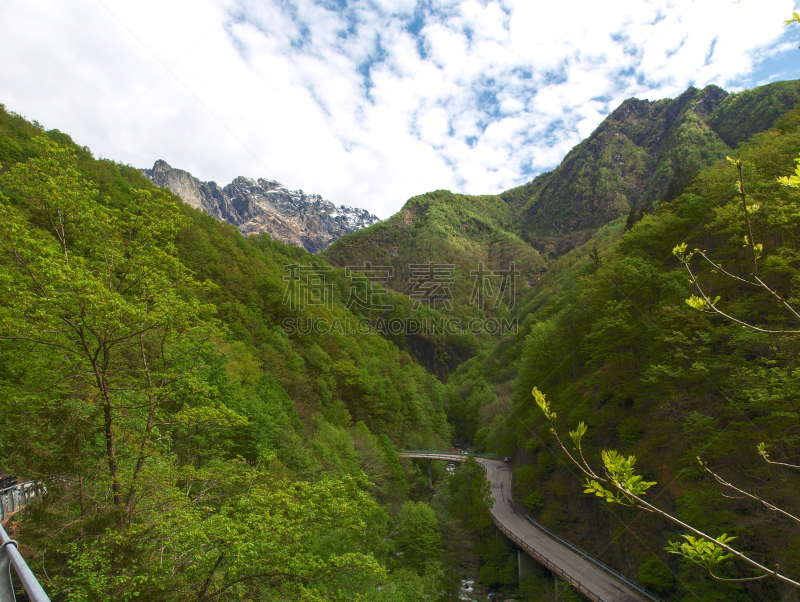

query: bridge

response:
[399,451,658,602]
[0,481,44,523]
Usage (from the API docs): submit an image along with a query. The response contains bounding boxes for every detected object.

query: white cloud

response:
[0,0,798,219]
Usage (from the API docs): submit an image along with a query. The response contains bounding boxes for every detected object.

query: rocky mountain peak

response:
[514,80,800,256]
[142,161,380,254]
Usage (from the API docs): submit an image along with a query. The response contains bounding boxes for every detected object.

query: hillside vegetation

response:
[3,76,800,602]
[450,90,800,600]
[323,81,800,382]
[0,104,492,601]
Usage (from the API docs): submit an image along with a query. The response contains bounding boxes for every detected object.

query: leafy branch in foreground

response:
[533,388,656,507]
[673,153,800,472]
[664,535,741,580]
[672,155,800,335]
[777,152,800,186]
[697,457,800,524]
[787,12,800,47]
[533,386,800,587]
[758,442,800,470]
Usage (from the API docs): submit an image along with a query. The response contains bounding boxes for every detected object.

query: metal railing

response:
[0,482,51,602]
[400,450,506,460]
[0,483,44,522]
[0,522,50,602]
[493,516,609,602]
[523,514,662,602]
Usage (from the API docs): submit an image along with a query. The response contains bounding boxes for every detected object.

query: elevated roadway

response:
[400,451,654,602]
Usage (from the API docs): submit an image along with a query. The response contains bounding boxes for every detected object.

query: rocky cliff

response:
[504,80,800,255]
[141,160,380,253]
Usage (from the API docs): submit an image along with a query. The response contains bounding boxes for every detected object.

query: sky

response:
[1,0,799,218]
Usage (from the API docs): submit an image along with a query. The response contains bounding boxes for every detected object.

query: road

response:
[476,458,646,602]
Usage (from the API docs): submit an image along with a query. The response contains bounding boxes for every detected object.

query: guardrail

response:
[0,482,44,522]
[0,482,51,602]
[493,516,609,602]
[523,514,662,602]
[0,522,50,602]
[400,450,506,460]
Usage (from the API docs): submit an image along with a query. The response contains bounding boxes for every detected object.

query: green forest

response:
[0,108,495,601]
[445,93,800,599]
[3,73,800,601]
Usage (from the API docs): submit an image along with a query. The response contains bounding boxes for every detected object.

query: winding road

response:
[400,452,651,602]
[478,458,646,602]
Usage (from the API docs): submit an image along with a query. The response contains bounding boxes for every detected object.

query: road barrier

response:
[493,516,610,602]
[0,522,50,602]
[523,513,662,602]
[0,482,51,602]
[0,482,44,522]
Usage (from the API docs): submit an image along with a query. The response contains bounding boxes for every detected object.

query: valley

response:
[2,75,800,601]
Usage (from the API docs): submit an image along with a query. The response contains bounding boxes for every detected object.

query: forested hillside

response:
[323,81,800,381]
[0,104,496,601]
[4,73,800,602]
[449,91,800,600]
[322,190,544,379]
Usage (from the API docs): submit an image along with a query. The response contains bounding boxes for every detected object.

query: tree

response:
[445,455,494,532]
[58,468,389,601]
[0,136,241,523]
[394,501,443,575]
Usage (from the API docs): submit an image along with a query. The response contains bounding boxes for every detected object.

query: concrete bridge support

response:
[518,548,538,584]
[427,459,432,487]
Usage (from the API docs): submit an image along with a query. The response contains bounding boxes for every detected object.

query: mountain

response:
[443,86,800,598]
[324,82,800,301]
[320,190,542,382]
[322,190,547,315]
[507,80,800,255]
[0,103,460,601]
[4,74,800,601]
[142,159,380,253]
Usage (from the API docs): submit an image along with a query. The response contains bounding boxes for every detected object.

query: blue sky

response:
[1,0,799,217]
